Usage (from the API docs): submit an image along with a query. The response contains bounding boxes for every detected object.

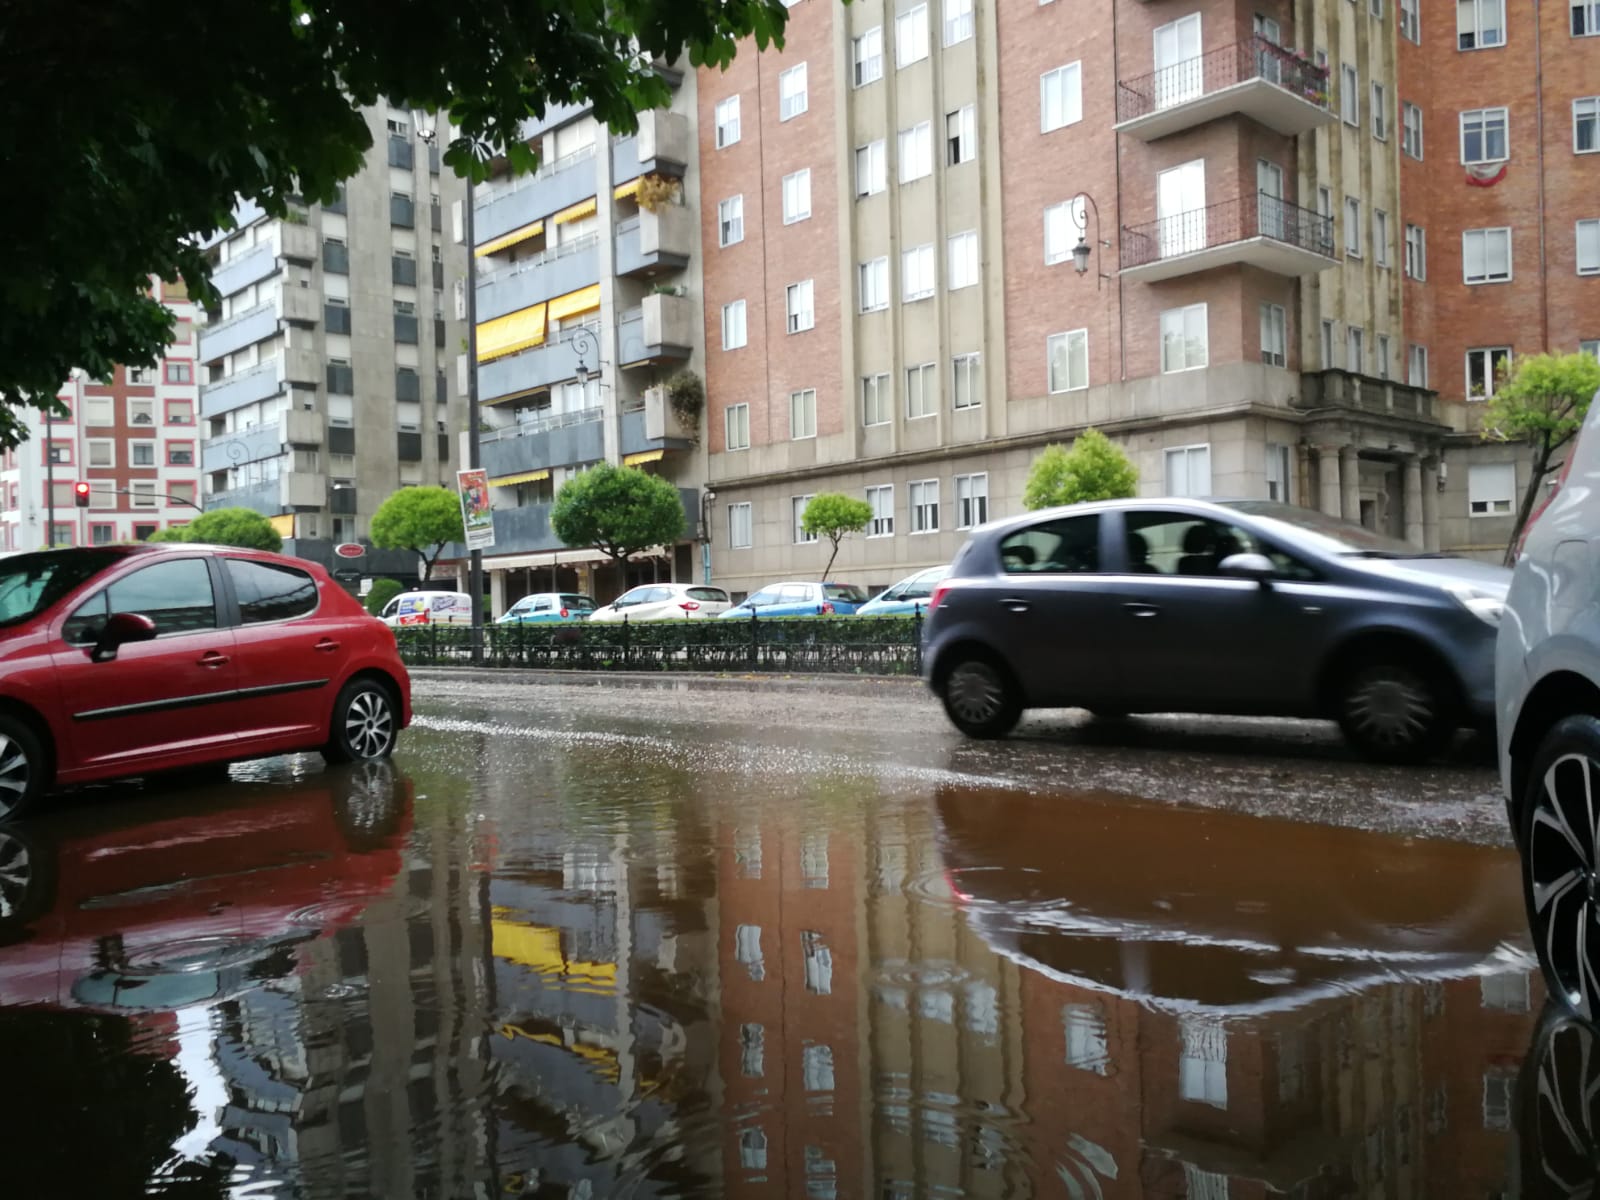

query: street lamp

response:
[699,489,716,585]
[566,324,603,387]
[1070,192,1113,290]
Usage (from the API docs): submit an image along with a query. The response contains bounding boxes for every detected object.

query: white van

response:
[378,590,475,627]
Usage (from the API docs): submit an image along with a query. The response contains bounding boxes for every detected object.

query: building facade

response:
[0,277,203,551]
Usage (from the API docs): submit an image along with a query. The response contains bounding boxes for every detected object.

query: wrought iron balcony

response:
[1120,193,1336,282]
[1115,38,1333,140]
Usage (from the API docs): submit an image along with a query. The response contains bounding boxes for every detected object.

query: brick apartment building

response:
[0,277,203,551]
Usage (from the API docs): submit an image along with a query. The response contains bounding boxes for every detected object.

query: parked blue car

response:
[719,581,870,618]
[497,592,596,625]
[856,565,951,617]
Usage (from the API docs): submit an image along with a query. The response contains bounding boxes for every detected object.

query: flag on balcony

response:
[1465,162,1508,187]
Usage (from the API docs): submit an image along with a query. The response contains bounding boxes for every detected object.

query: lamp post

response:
[699,489,716,585]
[566,324,602,387]
[1070,192,1114,289]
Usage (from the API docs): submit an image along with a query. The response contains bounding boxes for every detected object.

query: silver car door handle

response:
[1123,602,1160,618]
[1000,598,1031,614]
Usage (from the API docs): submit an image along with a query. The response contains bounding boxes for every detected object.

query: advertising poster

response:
[457,468,495,551]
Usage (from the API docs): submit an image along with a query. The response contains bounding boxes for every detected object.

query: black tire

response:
[1520,715,1600,1022]
[939,654,1023,739]
[1334,657,1455,764]
[323,677,400,764]
[0,715,47,823]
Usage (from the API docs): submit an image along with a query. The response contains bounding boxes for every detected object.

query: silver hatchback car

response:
[923,498,1511,762]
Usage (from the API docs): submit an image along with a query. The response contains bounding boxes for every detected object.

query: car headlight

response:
[1448,585,1507,626]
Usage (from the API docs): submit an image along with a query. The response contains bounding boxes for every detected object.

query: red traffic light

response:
[73,481,91,508]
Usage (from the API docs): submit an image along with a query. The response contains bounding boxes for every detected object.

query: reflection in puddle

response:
[0,726,1572,1197]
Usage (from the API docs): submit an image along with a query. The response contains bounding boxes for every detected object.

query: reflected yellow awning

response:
[476,303,547,363]
[548,284,601,322]
[551,196,597,225]
[622,449,665,466]
[475,219,544,257]
[490,468,550,487]
[613,177,641,200]
[267,513,296,537]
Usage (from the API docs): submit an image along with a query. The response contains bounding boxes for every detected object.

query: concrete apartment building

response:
[458,63,709,611]
[198,105,467,575]
[0,277,204,551]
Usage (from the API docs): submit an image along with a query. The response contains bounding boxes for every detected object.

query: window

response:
[1376,334,1392,379]
[1341,65,1360,125]
[779,64,808,120]
[1260,304,1287,367]
[715,95,741,147]
[1375,210,1390,266]
[786,280,814,332]
[1371,0,1384,16]
[1165,445,1212,497]
[952,352,982,409]
[902,243,935,301]
[862,373,891,425]
[735,924,764,977]
[896,4,930,66]
[722,300,747,350]
[1063,1003,1110,1074]
[1372,83,1388,139]
[854,27,884,86]
[946,105,976,165]
[725,402,751,450]
[1405,223,1427,279]
[859,257,890,312]
[128,398,155,426]
[909,480,939,533]
[793,496,817,543]
[165,362,193,384]
[130,482,158,508]
[87,481,116,510]
[1000,514,1101,574]
[1469,463,1517,516]
[719,195,744,247]
[802,930,832,994]
[955,473,988,529]
[1345,197,1363,257]
[728,502,753,548]
[906,362,937,418]
[127,366,155,386]
[782,169,812,224]
[899,121,933,182]
[1463,227,1512,283]
[1409,344,1430,386]
[1044,198,1085,265]
[1584,339,1600,361]
[739,1128,768,1171]
[1180,1018,1229,1109]
[1580,220,1600,273]
[1041,64,1083,131]
[166,398,195,425]
[1400,0,1420,40]
[789,388,817,439]
[1160,304,1208,373]
[866,485,894,536]
[1461,107,1509,163]
[947,231,979,289]
[1048,328,1089,392]
[1321,320,1337,368]
[45,441,71,466]
[1347,325,1365,373]
[1579,98,1600,152]
[1578,0,1600,34]
[84,396,114,426]
[225,559,317,624]
[64,558,217,643]
[803,1043,835,1092]
[130,441,156,467]
[740,1024,765,1077]
[1484,1069,1517,1132]
[1403,102,1424,158]
[1266,444,1293,502]
[1458,0,1506,48]
[90,524,115,547]
[1467,346,1512,398]
[87,439,115,468]
[856,140,887,197]
[167,442,194,466]
[945,0,974,44]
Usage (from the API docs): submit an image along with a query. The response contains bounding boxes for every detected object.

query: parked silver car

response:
[923,498,1511,761]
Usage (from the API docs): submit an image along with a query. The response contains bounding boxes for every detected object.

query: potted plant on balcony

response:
[664,369,704,443]
[636,173,682,213]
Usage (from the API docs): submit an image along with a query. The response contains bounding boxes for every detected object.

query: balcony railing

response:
[482,405,604,443]
[1116,38,1330,125]
[1120,193,1334,273]
[475,142,597,206]
[479,232,601,287]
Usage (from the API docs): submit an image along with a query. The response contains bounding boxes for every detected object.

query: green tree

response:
[1482,351,1600,563]
[143,527,187,543]
[364,577,405,616]
[369,486,464,582]
[1022,429,1139,511]
[171,507,284,551]
[551,465,686,577]
[0,0,798,448]
[801,493,873,580]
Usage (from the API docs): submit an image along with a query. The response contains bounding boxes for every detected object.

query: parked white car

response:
[378,590,475,627]
[1497,387,1600,1020]
[588,583,732,623]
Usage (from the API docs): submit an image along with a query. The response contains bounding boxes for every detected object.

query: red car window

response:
[225,559,318,624]
[62,558,217,643]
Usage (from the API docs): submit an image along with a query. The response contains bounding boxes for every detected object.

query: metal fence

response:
[397,613,925,676]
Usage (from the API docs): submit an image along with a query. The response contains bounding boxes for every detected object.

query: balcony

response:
[479,326,602,404]
[614,207,693,279]
[1296,370,1444,425]
[281,472,328,509]
[283,409,321,446]
[199,302,279,364]
[476,234,601,322]
[480,407,605,479]
[611,110,691,187]
[202,422,284,474]
[280,287,320,325]
[475,144,598,246]
[617,293,695,368]
[1119,194,1335,282]
[1115,39,1334,141]
[284,348,320,387]
[619,389,695,461]
[200,357,285,419]
[212,240,279,297]
[280,222,317,263]
[206,478,282,516]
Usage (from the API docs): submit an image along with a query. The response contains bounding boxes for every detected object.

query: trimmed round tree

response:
[370,485,465,583]
[800,492,873,580]
[176,506,283,551]
[364,577,405,616]
[1022,428,1139,511]
[550,465,686,582]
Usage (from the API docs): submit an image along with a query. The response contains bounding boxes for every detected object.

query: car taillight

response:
[559,608,569,618]
[929,582,953,610]
[681,601,700,611]
[821,601,835,615]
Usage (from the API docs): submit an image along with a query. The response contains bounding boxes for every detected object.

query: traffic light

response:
[73,481,90,508]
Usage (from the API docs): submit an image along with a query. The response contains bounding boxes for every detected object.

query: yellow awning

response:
[613,177,641,200]
[551,196,597,225]
[476,303,547,363]
[548,284,601,322]
[490,468,550,487]
[267,513,296,537]
[475,219,544,257]
[622,449,665,466]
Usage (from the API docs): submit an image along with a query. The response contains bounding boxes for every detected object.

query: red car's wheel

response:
[323,678,399,764]
[0,715,46,823]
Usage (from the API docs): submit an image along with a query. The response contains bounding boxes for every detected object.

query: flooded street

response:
[0,678,1583,1198]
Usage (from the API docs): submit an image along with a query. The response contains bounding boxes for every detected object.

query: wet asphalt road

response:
[0,672,1579,1198]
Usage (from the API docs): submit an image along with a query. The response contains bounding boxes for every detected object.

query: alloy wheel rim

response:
[1345,672,1433,746]
[0,733,29,820]
[0,830,30,922]
[948,663,1004,726]
[1530,753,1600,1022]
[345,690,394,759]
[1531,1017,1600,1197]
[345,760,395,829]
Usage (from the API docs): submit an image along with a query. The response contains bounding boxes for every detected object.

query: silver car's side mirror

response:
[1219,552,1277,584]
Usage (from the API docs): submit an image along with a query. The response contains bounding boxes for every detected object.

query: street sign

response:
[334,542,365,559]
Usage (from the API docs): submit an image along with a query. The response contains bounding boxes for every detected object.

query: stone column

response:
[1317,446,1342,517]
[1421,458,1441,551]
[1340,446,1361,523]
[490,569,507,619]
[1404,456,1425,547]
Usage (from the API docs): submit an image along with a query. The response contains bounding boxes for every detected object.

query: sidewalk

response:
[408,666,927,695]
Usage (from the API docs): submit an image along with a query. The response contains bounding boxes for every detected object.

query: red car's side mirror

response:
[90,612,158,663]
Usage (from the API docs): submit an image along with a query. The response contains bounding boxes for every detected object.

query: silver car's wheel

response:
[323,679,399,764]
[1520,1011,1600,1197]
[1523,718,1600,1022]
[1336,660,1452,763]
[940,657,1022,739]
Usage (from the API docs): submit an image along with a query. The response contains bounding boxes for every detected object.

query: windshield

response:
[1218,501,1440,558]
[0,550,120,629]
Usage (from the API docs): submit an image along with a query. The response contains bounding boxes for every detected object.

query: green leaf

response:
[550,464,686,562]
[1021,429,1140,510]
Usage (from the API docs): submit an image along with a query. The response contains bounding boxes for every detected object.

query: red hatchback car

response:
[0,543,411,820]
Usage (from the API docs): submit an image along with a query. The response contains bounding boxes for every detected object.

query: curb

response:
[409,666,925,692]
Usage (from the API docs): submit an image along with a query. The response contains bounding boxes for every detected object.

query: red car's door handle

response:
[314,638,341,653]
[198,651,231,668]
